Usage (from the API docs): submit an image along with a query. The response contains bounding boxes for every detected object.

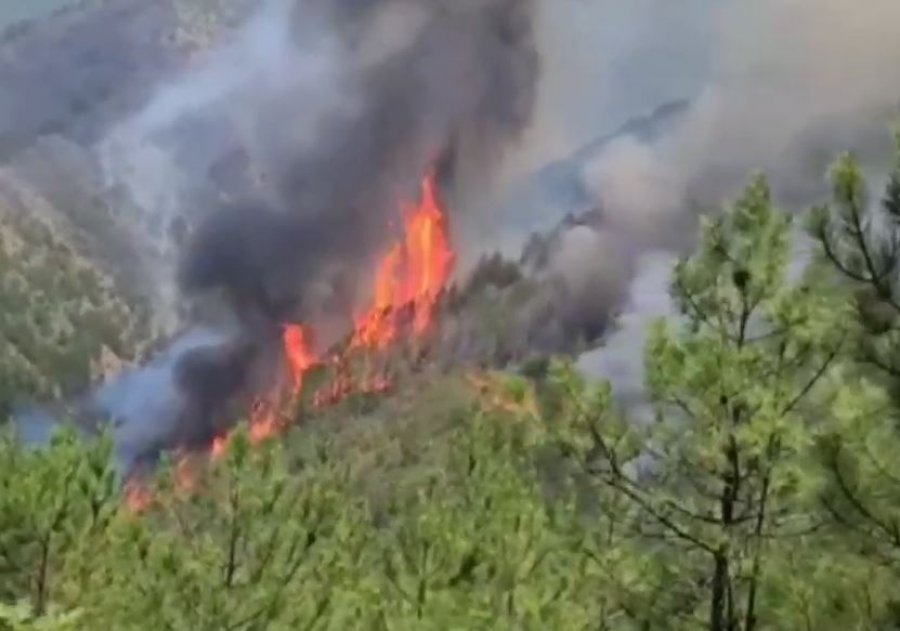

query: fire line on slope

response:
[125,170,455,513]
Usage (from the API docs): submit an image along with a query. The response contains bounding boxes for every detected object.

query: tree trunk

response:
[710,549,729,631]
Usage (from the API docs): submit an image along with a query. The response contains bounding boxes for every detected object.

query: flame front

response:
[125,170,454,513]
[403,174,455,335]
[283,324,317,393]
[352,172,455,349]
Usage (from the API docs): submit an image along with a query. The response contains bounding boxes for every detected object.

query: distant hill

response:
[488,99,690,244]
[0,0,250,416]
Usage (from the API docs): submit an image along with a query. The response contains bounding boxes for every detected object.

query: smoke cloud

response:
[580,0,900,251]
[561,0,900,406]
[100,0,539,341]
[13,326,261,472]
[578,251,676,422]
[30,0,540,470]
[20,0,900,464]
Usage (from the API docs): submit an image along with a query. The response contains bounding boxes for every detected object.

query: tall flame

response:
[283,324,317,393]
[352,172,455,350]
[125,170,454,513]
[404,174,455,335]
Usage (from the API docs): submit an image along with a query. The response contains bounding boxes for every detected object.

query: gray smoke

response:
[100,0,539,340]
[12,326,262,472]
[436,0,900,410]
[580,0,900,252]
[560,0,900,404]
[22,0,539,470]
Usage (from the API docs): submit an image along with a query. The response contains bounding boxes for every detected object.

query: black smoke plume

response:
[178,0,539,333]
[15,0,540,472]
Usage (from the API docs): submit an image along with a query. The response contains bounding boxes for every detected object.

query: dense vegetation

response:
[0,173,151,416]
[5,139,900,629]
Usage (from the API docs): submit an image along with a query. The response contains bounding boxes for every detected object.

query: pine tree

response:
[807,138,900,596]
[808,137,900,396]
[0,428,118,617]
[371,392,613,628]
[78,426,369,630]
[553,176,876,629]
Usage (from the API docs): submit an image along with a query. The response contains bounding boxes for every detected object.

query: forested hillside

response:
[0,0,267,419]
[5,139,900,629]
[0,156,152,415]
[3,0,900,629]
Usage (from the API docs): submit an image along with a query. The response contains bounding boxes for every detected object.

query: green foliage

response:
[76,427,369,630]
[0,198,151,414]
[808,141,900,390]
[547,176,889,629]
[0,384,635,629]
[372,404,597,628]
[808,137,900,597]
[12,135,900,630]
[0,601,83,631]
[0,428,118,616]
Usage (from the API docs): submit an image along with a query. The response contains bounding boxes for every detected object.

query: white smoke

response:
[525,0,900,406]
[96,0,354,332]
[578,251,676,422]
[580,0,900,249]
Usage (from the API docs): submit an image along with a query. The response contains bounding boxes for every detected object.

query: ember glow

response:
[248,397,281,444]
[124,479,152,513]
[283,324,316,393]
[124,170,455,514]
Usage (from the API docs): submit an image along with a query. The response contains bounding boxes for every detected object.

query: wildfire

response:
[352,172,455,350]
[248,398,280,444]
[403,174,455,335]
[124,170,454,513]
[283,324,317,394]
[211,435,229,459]
[124,480,152,513]
[174,455,196,493]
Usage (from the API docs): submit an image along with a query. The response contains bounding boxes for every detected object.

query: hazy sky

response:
[511,0,717,173]
[0,0,78,29]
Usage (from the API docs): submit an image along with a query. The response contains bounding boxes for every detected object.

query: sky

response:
[0,0,79,30]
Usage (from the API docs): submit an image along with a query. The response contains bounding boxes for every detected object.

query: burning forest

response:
[5,0,540,509]
[7,0,900,627]
[123,169,457,511]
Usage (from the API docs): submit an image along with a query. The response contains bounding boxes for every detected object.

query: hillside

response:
[0,0,259,416]
[0,142,152,414]
[6,2,900,629]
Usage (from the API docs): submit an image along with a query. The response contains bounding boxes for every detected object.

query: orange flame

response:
[283,324,317,393]
[174,454,196,494]
[211,434,230,460]
[125,169,454,515]
[249,397,280,444]
[351,172,455,350]
[124,479,152,514]
[403,174,455,335]
[352,245,403,349]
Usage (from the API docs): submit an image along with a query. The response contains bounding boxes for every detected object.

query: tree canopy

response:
[6,136,900,629]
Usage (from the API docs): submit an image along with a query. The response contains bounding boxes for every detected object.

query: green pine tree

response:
[0,428,118,617]
[552,176,879,630]
[807,138,900,606]
[78,426,370,630]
